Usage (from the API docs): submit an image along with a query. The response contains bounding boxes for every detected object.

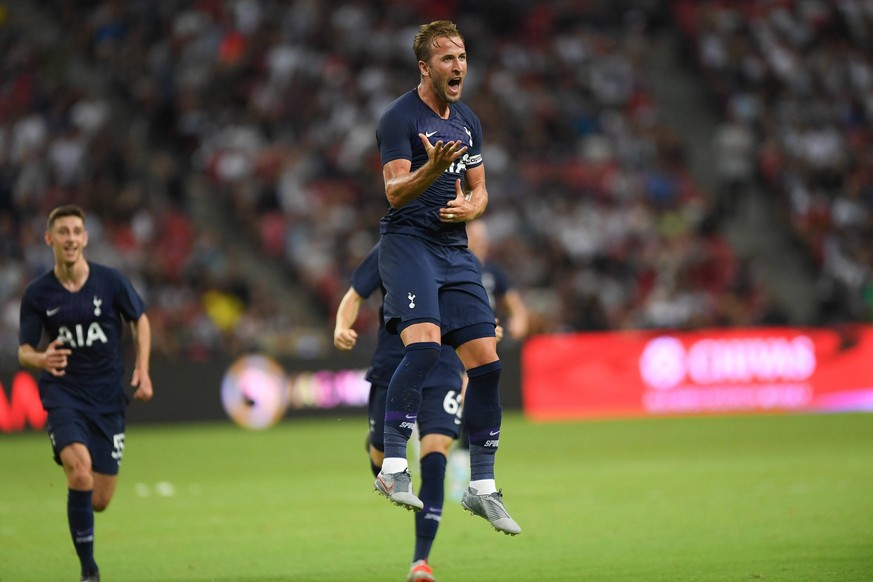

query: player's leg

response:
[74,412,124,580]
[454,335,502,493]
[48,409,100,580]
[382,323,442,470]
[440,249,521,534]
[408,370,460,582]
[454,336,521,535]
[370,446,385,476]
[447,373,470,501]
[368,384,387,478]
[89,412,125,513]
[376,235,443,511]
[413,435,452,560]
[439,258,505,499]
[91,474,118,512]
[58,443,100,580]
[375,325,440,511]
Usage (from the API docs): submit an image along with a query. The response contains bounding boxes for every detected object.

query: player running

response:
[18,205,153,582]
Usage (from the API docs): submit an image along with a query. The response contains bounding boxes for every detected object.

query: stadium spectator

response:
[0,1,813,366]
[676,0,873,324]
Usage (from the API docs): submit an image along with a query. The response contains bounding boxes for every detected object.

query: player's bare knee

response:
[428,441,452,457]
[66,468,93,491]
[420,434,453,458]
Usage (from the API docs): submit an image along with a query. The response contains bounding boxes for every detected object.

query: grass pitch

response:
[1,411,872,581]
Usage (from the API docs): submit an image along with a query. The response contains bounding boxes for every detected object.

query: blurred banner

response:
[522,325,873,421]
[0,342,523,432]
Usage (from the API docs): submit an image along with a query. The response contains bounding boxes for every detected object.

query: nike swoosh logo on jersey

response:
[490,430,500,436]
[425,130,437,138]
[46,307,61,316]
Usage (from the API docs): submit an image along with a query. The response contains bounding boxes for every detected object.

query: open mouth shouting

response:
[446,77,463,99]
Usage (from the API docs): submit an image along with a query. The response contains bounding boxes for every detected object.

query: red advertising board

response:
[522,326,873,421]
[0,371,47,432]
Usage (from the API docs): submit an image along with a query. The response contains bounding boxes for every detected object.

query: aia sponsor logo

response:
[57,322,108,348]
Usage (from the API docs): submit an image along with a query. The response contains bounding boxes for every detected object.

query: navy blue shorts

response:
[368,360,464,451]
[46,408,126,475]
[379,233,496,343]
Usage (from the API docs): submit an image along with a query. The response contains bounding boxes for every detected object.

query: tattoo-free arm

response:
[18,339,71,377]
[439,164,488,222]
[334,287,364,351]
[130,314,153,401]
[383,134,468,209]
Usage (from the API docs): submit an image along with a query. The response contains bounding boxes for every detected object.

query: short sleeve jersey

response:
[19,262,146,414]
[377,89,484,247]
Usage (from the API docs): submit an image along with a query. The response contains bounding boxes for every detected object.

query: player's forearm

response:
[463,166,488,219]
[466,184,488,219]
[334,288,363,350]
[385,164,443,208]
[132,314,151,373]
[335,288,363,332]
[334,305,360,335]
[18,344,43,370]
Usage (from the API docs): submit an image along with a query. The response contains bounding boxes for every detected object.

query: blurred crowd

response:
[674,0,873,324]
[4,0,867,363]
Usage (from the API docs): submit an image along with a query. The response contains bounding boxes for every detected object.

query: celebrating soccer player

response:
[372,20,521,536]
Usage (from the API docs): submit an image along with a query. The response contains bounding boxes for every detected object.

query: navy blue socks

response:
[383,342,441,460]
[463,361,503,481]
[68,488,98,577]
[414,452,446,562]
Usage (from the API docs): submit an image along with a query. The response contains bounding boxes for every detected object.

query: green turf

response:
[1,412,872,581]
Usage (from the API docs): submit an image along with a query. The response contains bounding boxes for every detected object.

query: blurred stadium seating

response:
[1,0,869,364]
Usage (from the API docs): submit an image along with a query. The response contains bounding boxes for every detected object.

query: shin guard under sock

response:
[383,342,441,460]
[414,452,446,561]
[68,488,98,576]
[463,361,503,481]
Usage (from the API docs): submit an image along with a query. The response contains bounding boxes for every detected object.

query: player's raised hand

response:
[419,133,467,173]
[43,338,71,377]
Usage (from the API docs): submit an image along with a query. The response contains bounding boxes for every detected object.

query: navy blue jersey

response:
[480,259,512,312]
[351,243,463,386]
[377,89,483,247]
[351,245,404,385]
[19,262,146,414]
